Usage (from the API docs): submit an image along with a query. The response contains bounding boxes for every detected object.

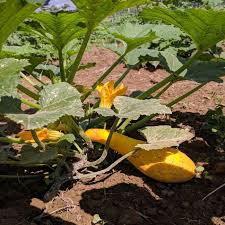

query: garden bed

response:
[0,47,224,225]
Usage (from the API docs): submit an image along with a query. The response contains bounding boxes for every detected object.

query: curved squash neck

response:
[85,129,145,155]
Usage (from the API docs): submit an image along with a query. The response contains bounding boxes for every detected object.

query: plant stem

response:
[124,83,206,133]
[31,130,45,150]
[85,118,120,168]
[30,73,46,85]
[81,53,127,102]
[154,81,173,99]
[115,67,131,87]
[0,136,23,144]
[58,48,66,82]
[137,51,201,100]
[17,84,40,101]
[20,73,41,91]
[67,29,92,84]
[0,174,44,179]
[62,116,92,146]
[20,98,41,109]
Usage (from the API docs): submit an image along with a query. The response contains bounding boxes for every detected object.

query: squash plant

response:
[0,1,225,188]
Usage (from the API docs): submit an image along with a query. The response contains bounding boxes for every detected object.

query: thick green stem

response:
[58,48,66,82]
[0,136,23,144]
[31,130,45,150]
[67,29,92,84]
[62,116,92,145]
[20,73,41,91]
[115,67,131,87]
[81,53,127,102]
[20,98,41,109]
[17,84,40,101]
[85,118,120,168]
[137,51,202,100]
[155,81,173,99]
[124,83,206,133]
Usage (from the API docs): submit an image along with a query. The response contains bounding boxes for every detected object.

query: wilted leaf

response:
[0,58,29,98]
[136,125,194,150]
[2,83,84,129]
[95,96,171,120]
[141,7,225,51]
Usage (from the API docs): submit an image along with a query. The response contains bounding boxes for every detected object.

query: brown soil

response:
[0,46,225,225]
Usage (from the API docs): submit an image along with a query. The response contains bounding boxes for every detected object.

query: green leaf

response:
[58,134,76,143]
[95,96,171,120]
[1,83,84,129]
[0,0,42,50]
[136,125,194,150]
[109,22,157,53]
[160,48,186,76]
[141,7,225,51]
[0,58,29,98]
[20,145,58,164]
[28,12,85,50]
[185,61,225,83]
[72,0,148,30]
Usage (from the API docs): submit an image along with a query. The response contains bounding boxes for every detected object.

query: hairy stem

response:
[21,98,41,109]
[58,48,66,82]
[17,84,40,101]
[0,136,23,144]
[67,29,92,84]
[31,130,45,150]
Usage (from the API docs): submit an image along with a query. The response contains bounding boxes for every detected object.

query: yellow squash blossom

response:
[17,128,64,143]
[96,80,127,109]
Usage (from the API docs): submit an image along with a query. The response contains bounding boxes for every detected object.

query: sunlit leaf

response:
[0,83,84,129]
[136,125,194,150]
[141,7,225,51]
[0,0,43,50]
[72,0,149,30]
[0,58,29,98]
[27,12,85,50]
[95,96,171,120]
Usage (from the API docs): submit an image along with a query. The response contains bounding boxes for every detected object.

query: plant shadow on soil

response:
[0,112,224,225]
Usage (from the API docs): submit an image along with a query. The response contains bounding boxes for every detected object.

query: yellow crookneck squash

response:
[85,129,196,183]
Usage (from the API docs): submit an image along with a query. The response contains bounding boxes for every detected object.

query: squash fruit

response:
[85,129,196,183]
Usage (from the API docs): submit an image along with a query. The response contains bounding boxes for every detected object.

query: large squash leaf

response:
[109,22,157,53]
[28,12,85,50]
[95,96,171,120]
[20,145,58,164]
[141,7,225,51]
[0,58,29,98]
[72,0,149,30]
[0,0,45,50]
[136,125,194,150]
[0,83,84,129]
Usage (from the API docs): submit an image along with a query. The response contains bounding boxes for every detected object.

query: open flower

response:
[17,128,64,143]
[96,80,127,109]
